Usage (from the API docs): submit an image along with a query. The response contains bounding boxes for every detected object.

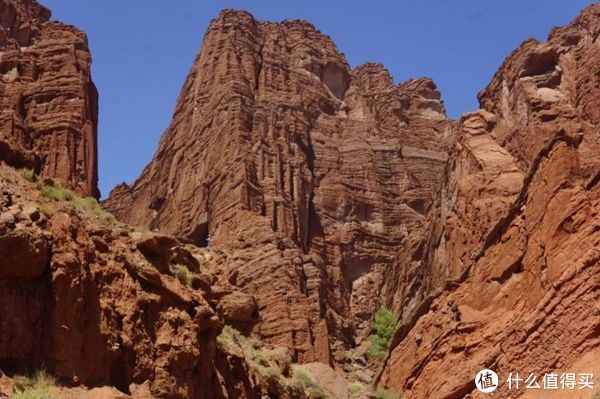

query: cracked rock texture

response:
[0,164,299,399]
[0,0,98,197]
[378,4,600,398]
[105,9,454,364]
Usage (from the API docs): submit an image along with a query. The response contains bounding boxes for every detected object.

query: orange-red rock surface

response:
[0,0,98,197]
[1,1,599,398]
[0,164,313,399]
[378,4,600,398]
[106,10,454,364]
[0,165,230,398]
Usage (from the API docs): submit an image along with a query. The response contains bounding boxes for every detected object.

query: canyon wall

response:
[379,4,600,398]
[105,9,454,364]
[0,0,98,197]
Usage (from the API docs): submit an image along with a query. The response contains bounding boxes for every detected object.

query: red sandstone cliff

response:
[378,4,600,398]
[0,0,98,197]
[105,10,454,365]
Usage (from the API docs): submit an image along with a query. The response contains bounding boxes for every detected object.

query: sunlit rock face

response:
[379,4,600,398]
[105,10,454,363]
[0,0,99,197]
[1,0,599,398]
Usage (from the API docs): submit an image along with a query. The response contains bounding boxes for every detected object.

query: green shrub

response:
[18,168,38,182]
[38,203,55,217]
[39,182,75,202]
[169,263,193,287]
[366,307,398,361]
[70,196,116,223]
[349,381,366,393]
[374,387,401,399]
[292,368,327,399]
[13,370,56,399]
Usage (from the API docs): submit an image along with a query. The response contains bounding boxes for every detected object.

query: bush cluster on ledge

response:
[12,370,56,399]
[366,307,399,361]
[18,168,116,224]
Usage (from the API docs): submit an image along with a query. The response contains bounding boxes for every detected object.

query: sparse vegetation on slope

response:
[18,168,38,183]
[217,325,283,380]
[217,326,335,397]
[348,381,366,393]
[366,307,398,361]
[17,169,116,224]
[374,387,402,399]
[291,368,327,399]
[169,263,193,287]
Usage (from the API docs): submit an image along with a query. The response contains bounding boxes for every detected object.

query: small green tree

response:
[366,307,398,361]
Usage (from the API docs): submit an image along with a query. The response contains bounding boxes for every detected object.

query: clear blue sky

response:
[42,0,593,198]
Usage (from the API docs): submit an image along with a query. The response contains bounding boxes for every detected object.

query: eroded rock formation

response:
[0,0,98,197]
[0,164,318,399]
[0,165,225,398]
[1,0,599,398]
[378,4,600,398]
[105,9,454,365]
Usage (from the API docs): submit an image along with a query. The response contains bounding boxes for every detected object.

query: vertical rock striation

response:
[0,0,99,197]
[106,10,454,363]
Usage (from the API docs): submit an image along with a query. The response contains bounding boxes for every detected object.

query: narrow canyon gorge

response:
[0,0,598,398]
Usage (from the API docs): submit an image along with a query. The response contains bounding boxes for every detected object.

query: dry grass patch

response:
[13,370,56,399]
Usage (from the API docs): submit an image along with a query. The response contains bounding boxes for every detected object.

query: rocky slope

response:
[378,3,600,398]
[105,9,454,366]
[0,162,335,399]
[0,0,98,197]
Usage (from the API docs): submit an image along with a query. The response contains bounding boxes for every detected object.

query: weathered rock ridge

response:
[106,9,454,364]
[378,3,600,398]
[0,0,98,197]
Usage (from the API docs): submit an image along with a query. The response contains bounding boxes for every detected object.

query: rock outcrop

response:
[378,4,600,398]
[0,165,228,398]
[105,9,454,364]
[0,0,98,197]
[0,164,320,399]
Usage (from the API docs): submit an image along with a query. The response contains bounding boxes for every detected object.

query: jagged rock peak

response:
[106,8,453,365]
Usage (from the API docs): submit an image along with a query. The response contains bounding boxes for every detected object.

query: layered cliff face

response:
[378,4,600,398]
[0,164,327,399]
[0,0,98,197]
[105,10,454,364]
[2,1,599,398]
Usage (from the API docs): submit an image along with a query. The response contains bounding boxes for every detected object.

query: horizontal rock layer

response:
[0,0,98,197]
